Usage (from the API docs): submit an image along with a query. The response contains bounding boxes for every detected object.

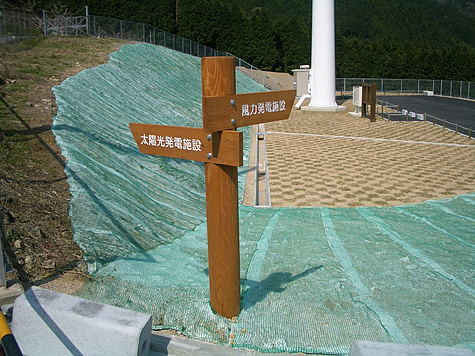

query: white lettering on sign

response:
[140,134,202,152]
[242,100,286,117]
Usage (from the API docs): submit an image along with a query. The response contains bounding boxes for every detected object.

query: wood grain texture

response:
[129,123,243,166]
[201,56,241,318]
[202,90,296,132]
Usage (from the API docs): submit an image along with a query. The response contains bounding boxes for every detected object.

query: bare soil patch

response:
[0,36,127,290]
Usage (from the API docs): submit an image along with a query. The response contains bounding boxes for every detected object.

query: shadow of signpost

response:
[204,266,323,311]
[241,266,323,309]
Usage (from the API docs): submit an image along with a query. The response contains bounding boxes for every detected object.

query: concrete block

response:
[349,341,474,356]
[11,286,152,356]
[0,283,24,306]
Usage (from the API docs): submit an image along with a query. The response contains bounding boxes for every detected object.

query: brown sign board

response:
[129,123,243,167]
[202,89,296,132]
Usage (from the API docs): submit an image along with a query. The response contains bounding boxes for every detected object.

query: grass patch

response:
[0,36,127,175]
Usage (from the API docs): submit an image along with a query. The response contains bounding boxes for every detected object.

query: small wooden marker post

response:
[130,57,295,319]
[361,82,377,122]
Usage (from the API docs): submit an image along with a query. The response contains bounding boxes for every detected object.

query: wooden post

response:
[130,57,294,320]
[361,82,376,122]
[201,57,241,319]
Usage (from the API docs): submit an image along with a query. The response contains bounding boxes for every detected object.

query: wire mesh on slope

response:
[53,43,474,355]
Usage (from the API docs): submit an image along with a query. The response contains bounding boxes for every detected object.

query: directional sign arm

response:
[129,123,243,167]
[202,89,296,132]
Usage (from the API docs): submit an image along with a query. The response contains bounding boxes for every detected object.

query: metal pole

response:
[29,13,33,38]
[85,5,89,35]
[43,10,47,36]
[0,238,5,287]
[12,9,15,37]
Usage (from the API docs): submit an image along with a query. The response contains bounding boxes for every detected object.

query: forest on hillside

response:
[7,0,475,80]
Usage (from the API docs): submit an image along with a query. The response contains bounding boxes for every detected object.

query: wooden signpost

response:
[361,82,377,122]
[130,57,295,319]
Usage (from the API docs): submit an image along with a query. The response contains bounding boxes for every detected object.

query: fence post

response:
[85,6,89,35]
[0,238,5,287]
[43,10,47,36]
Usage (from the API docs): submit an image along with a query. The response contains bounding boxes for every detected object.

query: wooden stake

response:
[201,57,241,319]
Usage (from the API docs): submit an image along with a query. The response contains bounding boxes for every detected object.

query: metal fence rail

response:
[338,78,474,101]
[2,7,474,98]
[89,15,227,58]
[377,98,473,139]
[43,12,88,36]
[0,8,39,43]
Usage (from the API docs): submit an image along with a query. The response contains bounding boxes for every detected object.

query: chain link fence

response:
[338,78,474,101]
[2,7,474,97]
[0,7,41,43]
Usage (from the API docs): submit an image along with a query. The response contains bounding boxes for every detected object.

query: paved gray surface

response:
[379,95,475,129]
[150,332,316,355]
[349,341,474,356]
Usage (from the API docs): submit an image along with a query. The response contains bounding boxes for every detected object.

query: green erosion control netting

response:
[53,43,474,355]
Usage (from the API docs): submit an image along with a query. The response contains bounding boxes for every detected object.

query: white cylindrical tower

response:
[308,0,337,108]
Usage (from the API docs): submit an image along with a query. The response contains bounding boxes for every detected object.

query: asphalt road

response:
[379,95,475,129]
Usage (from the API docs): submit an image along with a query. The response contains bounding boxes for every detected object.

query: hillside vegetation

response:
[8,0,475,80]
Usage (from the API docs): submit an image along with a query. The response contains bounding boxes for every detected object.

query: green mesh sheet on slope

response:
[52,43,261,271]
[53,43,474,355]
